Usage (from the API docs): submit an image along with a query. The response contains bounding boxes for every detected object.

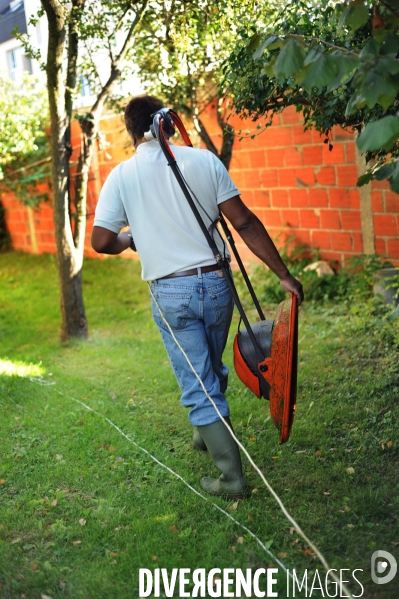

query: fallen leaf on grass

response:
[72,541,81,545]
[247,515,252,521]
[346,467,355,475]
[304,549,313,556]
[230,546,236,551]
[315,451,322,458]
[252,488,258,494]
[108,445,116,452]
[151,556,157,561]
[78,519,86,526]
[51,500,57,507]
[347,524,355,528]
[227,501,239,512]
[250,437,256,442]
[30,563,38,570]
[387,441,393,448]
[55,455,62,461]
[237,537,244,545]
[0,479,6,484]
[278,552,287,558]
[109,551,118,557]
[11,538,21,544]
[41,595,53,599]
[110,560,117,565]
[169,525,178,533]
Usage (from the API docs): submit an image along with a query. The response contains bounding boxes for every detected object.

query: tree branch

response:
[216,98,234,170]
[289,33,360,57]
[379,0,399,20]
[193,115,219,156]
[65,0,85,120]
[90,0,149,117]
[109,1,137,40]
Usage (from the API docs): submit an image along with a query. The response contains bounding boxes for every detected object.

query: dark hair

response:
[124,95,164,139]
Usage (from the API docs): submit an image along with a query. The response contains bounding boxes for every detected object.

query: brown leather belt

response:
[160,264,221,279]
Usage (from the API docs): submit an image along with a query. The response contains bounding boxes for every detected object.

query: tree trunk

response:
[193,97,235,171]
[41,0,148,340]
[42,0,88,340]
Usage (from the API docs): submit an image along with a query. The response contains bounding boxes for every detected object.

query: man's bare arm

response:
[219,196,304,304]
[91,226,131,255]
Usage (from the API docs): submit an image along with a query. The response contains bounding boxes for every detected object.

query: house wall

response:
[2,105,398,267]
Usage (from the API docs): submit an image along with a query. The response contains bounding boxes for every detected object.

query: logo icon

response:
[371,550,397,585]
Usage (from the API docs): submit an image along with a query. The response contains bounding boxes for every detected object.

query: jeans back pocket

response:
[151,289,192,331]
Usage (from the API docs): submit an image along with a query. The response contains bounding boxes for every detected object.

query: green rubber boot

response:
[192,426,207,451]
[198,418,246,500]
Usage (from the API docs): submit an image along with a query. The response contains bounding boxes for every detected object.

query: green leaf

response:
[374,57,399,76]
[345,92,366,117]
[374,161,397,181]
[389,160,399,193]
[304,46,323,66]
[261,55,277,77]
[356,116,399,153]
[326,55,360,92]
[246,33,262,54]
[273,38,306,79]
[301,54,337,93]
[379,32,399,56]
[253,35,279,60]
[338,1,369,32]
[357,173,373,187]
[358,70,399,110]
[359,38,380,58]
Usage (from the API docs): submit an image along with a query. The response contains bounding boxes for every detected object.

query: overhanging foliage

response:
[0,74,51,207]
[224,0,399,192]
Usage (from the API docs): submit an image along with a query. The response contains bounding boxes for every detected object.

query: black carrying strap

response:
[218,215,265,322]
[152,110,266,364]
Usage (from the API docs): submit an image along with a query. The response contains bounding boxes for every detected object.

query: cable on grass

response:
[52,386,290,575]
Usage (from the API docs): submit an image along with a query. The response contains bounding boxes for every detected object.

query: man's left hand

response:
[279,274,304,306]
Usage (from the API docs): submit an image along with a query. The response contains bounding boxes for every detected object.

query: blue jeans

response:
[150,270,234,426]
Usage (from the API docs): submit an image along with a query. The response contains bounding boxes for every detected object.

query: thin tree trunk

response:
[42,0,88,340]
[193,97,235,171]
[41,0,148,340]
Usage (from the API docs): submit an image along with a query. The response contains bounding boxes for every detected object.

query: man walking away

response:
[91,95,304,499]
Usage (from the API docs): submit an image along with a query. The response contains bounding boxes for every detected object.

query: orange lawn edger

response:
[146,107,298,444]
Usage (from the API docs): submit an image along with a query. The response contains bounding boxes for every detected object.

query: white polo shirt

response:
[94,140,240,281]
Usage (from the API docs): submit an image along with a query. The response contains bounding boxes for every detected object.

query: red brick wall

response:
[2,106,399,266]
[200,102,398,266]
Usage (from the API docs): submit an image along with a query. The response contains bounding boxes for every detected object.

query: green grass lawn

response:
[0,252,398,599]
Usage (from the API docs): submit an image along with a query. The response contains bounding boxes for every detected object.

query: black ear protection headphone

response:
[143,108,177,141]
